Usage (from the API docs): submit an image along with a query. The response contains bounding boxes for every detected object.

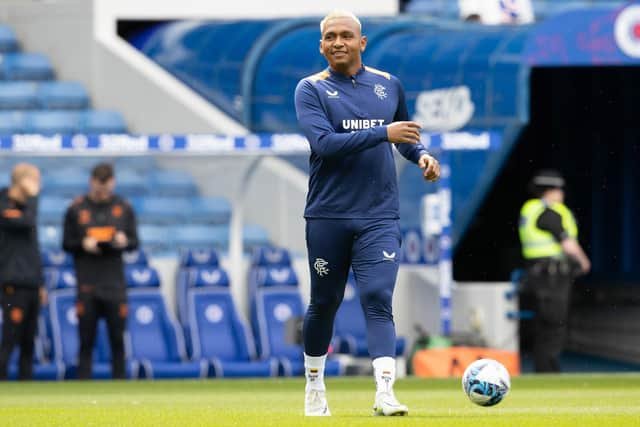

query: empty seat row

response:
[37,223,270,254]
[37,170,200,199]
[39,196,229,225]
[0,25,19,53]
[0,110,127,135]
[0,52,53,81]
[0,81,89,110]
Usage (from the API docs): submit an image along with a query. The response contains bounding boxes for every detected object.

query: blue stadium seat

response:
[81,110,127,134]
[0,82,38,109]
[0,53,54,80]
[251,246,292,268]
[149,171,198,197]
[334,274,406,357]
[114,156,158,174]
[188,288,277,377]
[0,25,19,53]
[37,81,90,110]
[138,225,172,254]
[43,267,76,292]
[25,111,81,135]
[125,265,161,288]
[42,169,88,198]
[179,248,220,268]
[137,197,191,224]
[0,307,64,380]
[0,111,26,134]
[190,197,231,224]
[175,248,221,327]
[177,266,229,328]
[122,249,149,267]
[243,224,270,250]
[49,288,140,379]
[171,225,229,251]
[250,265,342,376]
[38,224,62,250]
[115,171,148,198]
[41,249,74,269]
[127,289,208,379]
[39,196,71,225]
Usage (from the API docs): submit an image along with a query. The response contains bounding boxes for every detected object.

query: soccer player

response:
[0,163,45,380]
[63,163,139,379]
[294,10,440,416]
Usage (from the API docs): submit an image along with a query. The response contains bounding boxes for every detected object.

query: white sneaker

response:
[373,391,409,416]
[305,389,331,416]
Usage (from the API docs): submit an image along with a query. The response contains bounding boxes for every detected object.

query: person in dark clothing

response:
[63,163,139,379]
[0,163,45,380]
[518,170,590,372]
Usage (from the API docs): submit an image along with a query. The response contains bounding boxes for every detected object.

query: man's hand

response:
[39,287,48,306]
[387,121,421,144]
[113,231,128,249]
[418,154,440,182]
[82,236,100,254]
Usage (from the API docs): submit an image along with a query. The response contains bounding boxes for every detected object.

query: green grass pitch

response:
[1,374,639,426]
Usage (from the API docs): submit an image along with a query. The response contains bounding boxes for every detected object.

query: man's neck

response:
[331,61,363,77]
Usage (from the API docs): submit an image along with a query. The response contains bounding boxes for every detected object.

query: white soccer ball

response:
[461,359,511,406]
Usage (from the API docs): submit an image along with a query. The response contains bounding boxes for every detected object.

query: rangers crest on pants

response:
[313,258,330,277]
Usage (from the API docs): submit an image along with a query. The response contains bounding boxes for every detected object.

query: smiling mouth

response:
[333,51,348,57]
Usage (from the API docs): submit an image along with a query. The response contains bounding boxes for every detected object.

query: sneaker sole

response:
[373,407,409,417]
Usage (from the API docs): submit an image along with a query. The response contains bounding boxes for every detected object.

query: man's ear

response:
[360,35,368,52]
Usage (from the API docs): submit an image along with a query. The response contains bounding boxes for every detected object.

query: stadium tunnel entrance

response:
[454,66,640,287]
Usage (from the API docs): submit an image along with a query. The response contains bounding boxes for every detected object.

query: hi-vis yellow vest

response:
[519,199,578,259]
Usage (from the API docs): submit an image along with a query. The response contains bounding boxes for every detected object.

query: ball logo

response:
[205,304,224,323]
[136,306,154,325]
[273,303,292,322]
[343,282,356,301]
[66,307,78,325]
[614,4,640,58]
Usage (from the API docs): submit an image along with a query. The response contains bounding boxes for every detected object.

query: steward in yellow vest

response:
[518,170,590,373]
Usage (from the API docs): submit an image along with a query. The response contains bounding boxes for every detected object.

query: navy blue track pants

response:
[303,218,401,359]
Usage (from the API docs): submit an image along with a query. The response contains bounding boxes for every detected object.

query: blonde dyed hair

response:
[320,10,362,34]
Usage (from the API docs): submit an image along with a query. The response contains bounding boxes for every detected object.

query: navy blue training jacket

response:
[294,65,428,219]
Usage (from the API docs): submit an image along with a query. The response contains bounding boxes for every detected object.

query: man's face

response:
[320,17,367,71]
[19,170,41,198]
[90,177,115,202]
